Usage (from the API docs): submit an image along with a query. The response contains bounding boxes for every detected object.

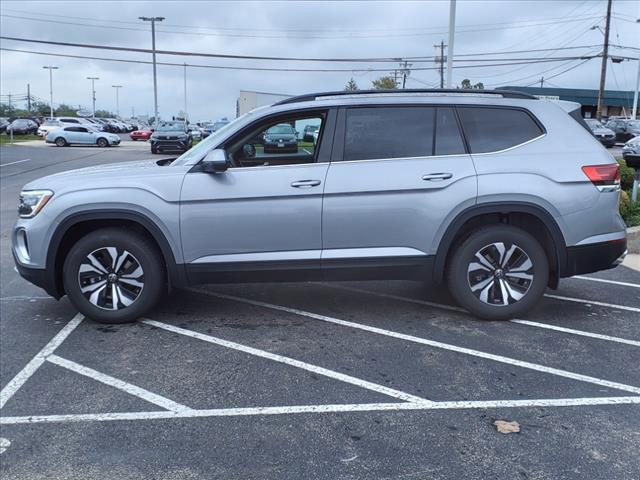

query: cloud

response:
[1,0,638,121]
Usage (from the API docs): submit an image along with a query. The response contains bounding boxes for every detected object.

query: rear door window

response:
[457,107,543,154]
[344,107,435,161]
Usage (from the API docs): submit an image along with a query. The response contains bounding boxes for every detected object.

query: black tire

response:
[131,137,137,141]
[151,146,158,154]
[97,137,109,148]
[63,228,165,324]
[55,137,67,147]
[446,225,548,321]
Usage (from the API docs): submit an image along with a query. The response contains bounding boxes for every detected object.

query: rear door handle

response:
[291,179,321,188]
[422,172,453,181]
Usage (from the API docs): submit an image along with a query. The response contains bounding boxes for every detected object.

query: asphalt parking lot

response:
[1,142,639,480]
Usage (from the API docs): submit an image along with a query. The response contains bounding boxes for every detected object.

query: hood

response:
[22,159,180,192]
[592,127,615,135]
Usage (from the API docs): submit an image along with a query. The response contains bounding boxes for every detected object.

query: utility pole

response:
[446,0,456,88]
[43,66,58,119]
[86,76,99,117]
[596,0,612,120]
[633,51,639,119]
[27,83,31,112]
[435,41,446,88]
[400,60,412,89]
[139,16,165,125]
[112,85,122,117]
[183,63,188,122]
[540,77,544,88]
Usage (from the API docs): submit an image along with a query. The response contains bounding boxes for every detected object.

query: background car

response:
[37,119,63,137]
[303,124,319,142]
[149,121,192,154]
[45,125,121,147]
[263,123,298,153]
[130,127,153,141]
[605,118,640,143]
[622,135,640,160]
[6,118,38,135]
[0,117,10,133]
[584,118,616,148]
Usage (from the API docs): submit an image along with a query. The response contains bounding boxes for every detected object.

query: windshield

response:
[43,120,59,126]
[173,113,248,165]
[585,119,604,129]
[156,122,185,132]
[267,124,294,135]
[628,120,640,128]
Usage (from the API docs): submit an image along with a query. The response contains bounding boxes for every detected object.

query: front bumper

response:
[13,251,60,299]
[563,237,627,277]
[151,138,190,151]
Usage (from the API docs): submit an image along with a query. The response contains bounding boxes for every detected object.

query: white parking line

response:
[47,355,192,413]
[191,289,640,395]
[0,314,84,410]
[573,275,640,289]
[510,320,640,347]
[544,294,640,313]
[0,158,31,167]
[142,318,430,404]
[2,395,640,425]
[324,284,640,347]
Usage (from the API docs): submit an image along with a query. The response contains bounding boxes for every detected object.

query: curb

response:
[628,226,640,255]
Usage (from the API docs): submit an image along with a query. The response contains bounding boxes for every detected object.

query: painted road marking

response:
[47,354,192,413]
[0,158,31,167]
[0,438,10,454]
[191,289,640,395]
[573,276,640,289]
[2,396,640,425]
[0,314,84,410]
[142,318,431,404]
[324,284,640,347]
[543,294,640,313]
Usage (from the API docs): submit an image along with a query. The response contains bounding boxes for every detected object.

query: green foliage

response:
[95,110,115,118]
[460,79,484,90]
[618,159,635,191]
[345,78,359,91]
[620,192,640,227]
[372,76,398,90]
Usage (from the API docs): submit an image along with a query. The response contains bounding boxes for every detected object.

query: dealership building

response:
[501,86,639,118]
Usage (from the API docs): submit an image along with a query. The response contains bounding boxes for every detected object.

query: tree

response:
[345,78,359,91]
[95,110,115,118]
[54,104,78,117]
[459,79,484,90]
[371,76,398,90]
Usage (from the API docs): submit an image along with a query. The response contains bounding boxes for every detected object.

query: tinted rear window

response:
[344,107,435,161]
[457,107,543,153]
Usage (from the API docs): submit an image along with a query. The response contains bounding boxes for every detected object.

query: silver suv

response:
[13,89,627,324]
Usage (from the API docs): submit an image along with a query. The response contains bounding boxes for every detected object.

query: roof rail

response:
[273,89,538,106]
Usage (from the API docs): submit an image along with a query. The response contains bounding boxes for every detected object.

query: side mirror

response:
[201,149,228,173]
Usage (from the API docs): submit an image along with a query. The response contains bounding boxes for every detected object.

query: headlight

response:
[18,190,53,218]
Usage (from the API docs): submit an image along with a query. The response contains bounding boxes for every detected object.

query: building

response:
[236,90,292,117]
[500,86,638,118]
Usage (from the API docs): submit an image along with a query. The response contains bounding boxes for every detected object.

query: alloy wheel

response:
[77,247,144,310]
[467,242,533,306]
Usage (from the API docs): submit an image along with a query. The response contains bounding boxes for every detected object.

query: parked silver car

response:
[584,118,616,148]
[13,89,627,324]
[45,125,121,147]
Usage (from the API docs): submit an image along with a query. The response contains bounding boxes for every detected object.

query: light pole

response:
[446,0,456,88]
[633,19,640,120]
[42,66,58,119]
[112,85,122,117]
[139,16,165,125]
[183,63,188,123]
[86,76,99,117]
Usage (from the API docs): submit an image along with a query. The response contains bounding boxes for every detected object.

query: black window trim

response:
[218,107,337,169]
[331,103,545,163]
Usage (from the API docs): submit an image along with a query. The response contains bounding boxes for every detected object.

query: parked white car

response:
[45,125,121,147]
[38,119,63,137]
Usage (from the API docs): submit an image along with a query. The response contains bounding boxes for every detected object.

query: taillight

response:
[581,164,620,192]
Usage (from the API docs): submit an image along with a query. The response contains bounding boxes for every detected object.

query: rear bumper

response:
[562,237,627,277]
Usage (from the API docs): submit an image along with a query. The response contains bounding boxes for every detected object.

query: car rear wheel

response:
[97,138,109,148]
[55,137,67,147]
[63,228,165,324]
[446,225,548,321]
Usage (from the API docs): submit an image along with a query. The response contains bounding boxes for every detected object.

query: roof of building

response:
[500,86,638,108]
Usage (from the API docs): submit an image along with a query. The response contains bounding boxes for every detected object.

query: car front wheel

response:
[63,228,165,324]
[446,225,548,321]
[55,137,67,147]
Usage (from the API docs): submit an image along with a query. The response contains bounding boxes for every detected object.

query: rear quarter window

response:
[457,107,543,154]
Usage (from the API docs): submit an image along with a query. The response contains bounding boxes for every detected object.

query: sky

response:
[0,0,638,122]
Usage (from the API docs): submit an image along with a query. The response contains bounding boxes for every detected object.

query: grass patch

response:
[0,134,41,144]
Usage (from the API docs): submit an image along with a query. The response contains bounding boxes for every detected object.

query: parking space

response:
[1,145,639,479]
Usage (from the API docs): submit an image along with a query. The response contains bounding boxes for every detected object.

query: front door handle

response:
[422,172,453,181]
[291,179,321,188]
